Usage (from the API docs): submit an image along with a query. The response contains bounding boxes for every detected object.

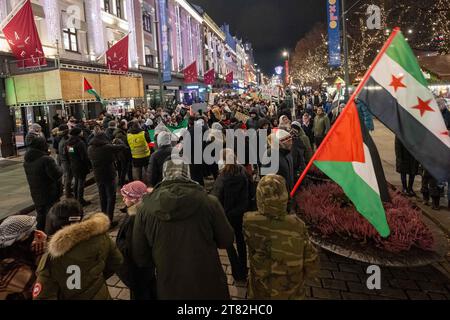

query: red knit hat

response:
[120,181,148,202]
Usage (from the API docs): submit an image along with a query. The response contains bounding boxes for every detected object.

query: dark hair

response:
[46,199,84,236]
[0,232,35,274]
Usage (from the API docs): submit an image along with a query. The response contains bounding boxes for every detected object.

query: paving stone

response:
[406,290,430,300]
[341,292,371,300]
[108,287,122,299]
[116,280,128,289]
[378,288,408,300]
[311,287,342,300]
[106,275,120,286]
[229,286,247,299]
[117,289,130,300]
[346,282,379,295]
[389,279,419,291]
[417,281,449,294]
[428,293,448,300]
[318,269,333,279]
[305,287,312,298]
[321,279,348,291]
[305,278,322,288]
[320,261,339,271]
[389,269,412,280]
[227,275,234,285]
[339,263,364,274]
[332,271,360,282]
[220,255,230,265]
[234,280,247,288]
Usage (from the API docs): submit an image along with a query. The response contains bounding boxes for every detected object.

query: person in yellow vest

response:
[127,120,151,183]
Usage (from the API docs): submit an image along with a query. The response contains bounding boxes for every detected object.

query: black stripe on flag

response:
[357,102,391,203]
[358,77,450,182]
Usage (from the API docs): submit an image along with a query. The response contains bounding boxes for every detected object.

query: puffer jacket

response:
[33,213,123,300]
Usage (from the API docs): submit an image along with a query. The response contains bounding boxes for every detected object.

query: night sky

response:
[192,0,327,75]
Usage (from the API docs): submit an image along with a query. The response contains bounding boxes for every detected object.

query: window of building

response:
[143,13,152,33]
[116,0,122,19]
[175,6,183,71]
[145,55,155,68]
[63,28,78,52]
[104,0,111,13]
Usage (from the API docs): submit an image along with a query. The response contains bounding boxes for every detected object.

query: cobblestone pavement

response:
[77,180,450,301]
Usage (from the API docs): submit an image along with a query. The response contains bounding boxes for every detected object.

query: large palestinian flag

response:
[312,101,391,237]
[358,29,450,182]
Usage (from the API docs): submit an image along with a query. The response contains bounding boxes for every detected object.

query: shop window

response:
[63,28,78,53]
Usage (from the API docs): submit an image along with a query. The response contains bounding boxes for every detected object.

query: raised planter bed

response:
[295,173,448,267]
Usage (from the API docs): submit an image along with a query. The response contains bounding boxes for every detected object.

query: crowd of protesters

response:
[1,86,449,300]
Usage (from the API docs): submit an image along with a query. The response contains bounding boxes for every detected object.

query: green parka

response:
[33,213,123,300]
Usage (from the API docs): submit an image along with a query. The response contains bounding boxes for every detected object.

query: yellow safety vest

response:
[127,131,150,159]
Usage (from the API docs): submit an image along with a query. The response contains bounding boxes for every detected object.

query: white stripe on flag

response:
[352,144,380,196]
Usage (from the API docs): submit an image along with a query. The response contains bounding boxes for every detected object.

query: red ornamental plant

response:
[296,183,434,253]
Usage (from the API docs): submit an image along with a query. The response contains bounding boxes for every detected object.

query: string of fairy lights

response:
[291,0,450,86]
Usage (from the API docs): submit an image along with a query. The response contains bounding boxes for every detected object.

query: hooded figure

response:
[243,175,320,300]
[132,160,234,300]
[33,213,123,300]
[24,137,63,231]
[147,131,173,187]
[246,107,260,130]
[25,124,44,147]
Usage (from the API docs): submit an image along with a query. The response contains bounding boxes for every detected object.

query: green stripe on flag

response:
[314,161,390,237]
[385,33,428,88]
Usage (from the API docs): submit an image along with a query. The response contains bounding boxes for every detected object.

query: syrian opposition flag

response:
[204,69,215,85]
[2,0,46,68]
[358,29,450,182]
[84,78,102,102]
[106,34,129,72]
[226,72,234,84]
[183,61,198,83]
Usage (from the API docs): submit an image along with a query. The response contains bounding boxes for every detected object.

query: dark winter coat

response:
[88,134,127,183]
[211,165,249,218]
[34,213,123,300]
[105,127,116,142]
[57,135,70,163]
[132,179,234,300]
[278,148,295,192]
[291,135,307,173]
[301,122,314,146]
[113,127,132,162]
[24,148,63,207]
[147,145,173,187]
[395,138,419,175]
[66,136,91,178]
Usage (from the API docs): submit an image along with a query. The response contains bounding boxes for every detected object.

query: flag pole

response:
[0,0,27,30]
[290,27,401,198]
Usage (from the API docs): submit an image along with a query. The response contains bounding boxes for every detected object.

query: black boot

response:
[432,198,440,211]
[422,193,430,206]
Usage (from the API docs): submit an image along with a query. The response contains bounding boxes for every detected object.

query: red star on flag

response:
[389,75,407,92]
[411,98,435,117]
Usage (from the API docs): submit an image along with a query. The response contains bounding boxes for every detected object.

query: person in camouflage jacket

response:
[243,175,320,300]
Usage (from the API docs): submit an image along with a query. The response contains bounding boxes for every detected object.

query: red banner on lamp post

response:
[106,34,129,72]
[183,61,198,84]
[2,0,46,68]
[204,69,215,85]
[226,72,234,84]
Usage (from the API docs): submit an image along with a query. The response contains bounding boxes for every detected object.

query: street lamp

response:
[282,50,290,86]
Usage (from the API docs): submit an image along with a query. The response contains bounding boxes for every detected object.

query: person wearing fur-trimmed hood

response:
[33,208,123,300]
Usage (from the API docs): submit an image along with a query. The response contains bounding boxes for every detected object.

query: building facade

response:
[0,0,256,156]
